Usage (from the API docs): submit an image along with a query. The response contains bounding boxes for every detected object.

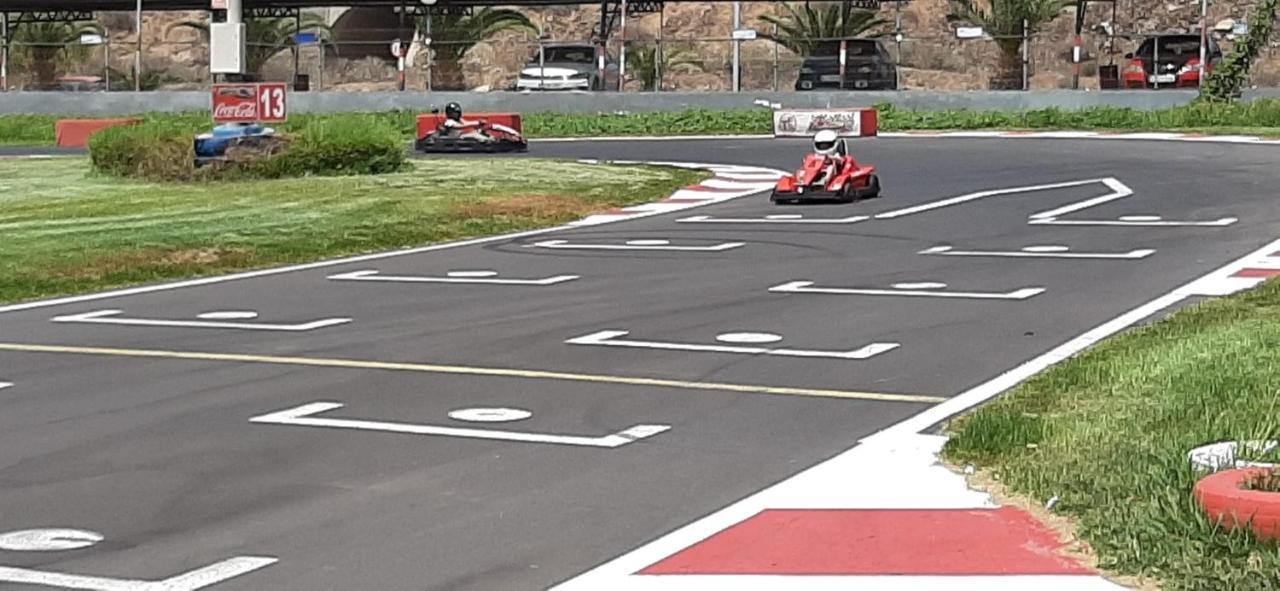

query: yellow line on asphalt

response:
[0,342,945,404]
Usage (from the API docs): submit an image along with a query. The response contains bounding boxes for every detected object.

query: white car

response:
[516,44,618,91]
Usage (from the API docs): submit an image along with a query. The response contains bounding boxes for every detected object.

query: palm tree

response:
[759,2,887,56]
[176,14,331,76]
[416,8,536,90]
[9,20,104,90]
[948,0,1068,89]
[625,44,704,91]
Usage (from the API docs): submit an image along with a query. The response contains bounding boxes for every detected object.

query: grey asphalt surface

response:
[1,137,1278,590]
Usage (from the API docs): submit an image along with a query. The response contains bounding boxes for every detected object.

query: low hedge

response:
[88,115,406,181]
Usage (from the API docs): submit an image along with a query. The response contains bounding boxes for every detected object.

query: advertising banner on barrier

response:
[212,82,288,124]
[772,108,878,138]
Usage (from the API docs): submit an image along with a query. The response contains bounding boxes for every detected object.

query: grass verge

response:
[10,100,1280,146]
[943,280,1280,591]
[0,156,704,305]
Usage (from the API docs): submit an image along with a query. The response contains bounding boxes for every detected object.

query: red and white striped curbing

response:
[569,161,784,227]
[552,433,1125,591]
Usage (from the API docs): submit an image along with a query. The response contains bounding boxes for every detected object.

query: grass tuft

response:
[944,279,1280,590]
[0,156,703,305]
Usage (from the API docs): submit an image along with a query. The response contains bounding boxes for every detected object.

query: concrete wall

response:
[0,89,1211,115]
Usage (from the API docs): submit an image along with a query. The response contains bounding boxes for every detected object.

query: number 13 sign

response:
[212,82,288,124]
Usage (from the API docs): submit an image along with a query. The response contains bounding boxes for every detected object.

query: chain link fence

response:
[2,1,1277,93]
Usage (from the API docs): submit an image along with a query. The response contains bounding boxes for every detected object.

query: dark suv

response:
[795,39,897,91]
[1122,34,1221,89]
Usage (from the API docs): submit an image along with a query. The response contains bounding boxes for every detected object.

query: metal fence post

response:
[1022,19,1030,91]
[135,0,144,91]
[731,1,741,92]
[2,12,9,91]
[772,22,779,91]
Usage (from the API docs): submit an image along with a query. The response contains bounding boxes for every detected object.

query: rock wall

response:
[9,1,1274,92]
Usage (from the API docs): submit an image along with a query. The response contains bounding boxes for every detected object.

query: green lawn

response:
[0,156,703,305]
[10,102,1280,146]
[944,280,1280,591]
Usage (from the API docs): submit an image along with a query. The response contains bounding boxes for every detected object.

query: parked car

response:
[1122,34,1221,89]
[516,43,618,91]
[795,38,897,91]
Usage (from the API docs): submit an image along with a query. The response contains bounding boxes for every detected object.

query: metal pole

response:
[1071,0,1083,89]
[731,1,741,92]
[619,2,626,91]
[772,22,779,91]
[293,9,300,87]
[398,0,406,91]
[656,3,663,91]
[135,0,143,91]
[104,28,111,91]
[425,11,432,91]
[1,12,9,92]
[894,1,902,90]
[1153,35,1160,89]
[1023,19,1030,91]
[1198,0,1208,91]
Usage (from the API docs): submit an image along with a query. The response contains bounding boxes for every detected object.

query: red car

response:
[1122,34,1221,89]
[771,138,880,204]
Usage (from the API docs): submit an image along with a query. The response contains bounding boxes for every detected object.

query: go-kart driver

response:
[812,129,844,185]
[441,102,489,142]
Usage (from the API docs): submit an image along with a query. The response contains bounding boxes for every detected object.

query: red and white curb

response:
[570,161,782,227]
[552,238,1280,591]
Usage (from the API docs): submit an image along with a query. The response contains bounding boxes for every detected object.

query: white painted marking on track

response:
[677,214,868,224]
[196,310,259,320]
[447,270,498,278]
[1025,178,1134,220]
[921,245,1155,259]
[0,529,103,551]
[549,243,1280,591]
[715,332,784,344]
[874,178,1129,220]
[251,402,670,448]
[51,309,351,332]
[892,282,946,290]
[448,407,533,423]
[0,382,10,391]
[0,553,276,590]
[1021,245,1070,253]
[328,269,580,286]
[566,330,898,360]
[1029,215,1238,227]
[770,281,1045,300]
[528,239,745,252]
[625,239,672,246]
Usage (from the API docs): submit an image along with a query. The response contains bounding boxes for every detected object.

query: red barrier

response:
[416,113,523,139]
[56,118,142,148]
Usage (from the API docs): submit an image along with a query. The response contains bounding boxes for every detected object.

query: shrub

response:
[88,121,198,180]
[89,115,406,181]
[238,116,406,178]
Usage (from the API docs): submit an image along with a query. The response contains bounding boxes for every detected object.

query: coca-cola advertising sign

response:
[211,83,288,123]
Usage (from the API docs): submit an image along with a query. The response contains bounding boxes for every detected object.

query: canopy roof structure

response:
[0,0,754,10]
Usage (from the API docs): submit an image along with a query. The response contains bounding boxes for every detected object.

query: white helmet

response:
[813,130,839,156]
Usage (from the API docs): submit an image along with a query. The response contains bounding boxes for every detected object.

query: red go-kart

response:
[770,140,880,204]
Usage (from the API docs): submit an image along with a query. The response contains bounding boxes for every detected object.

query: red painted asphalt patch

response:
[640,508,1094,576]
[1233,268,1280,278]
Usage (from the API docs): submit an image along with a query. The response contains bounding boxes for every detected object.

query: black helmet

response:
[445,102,462,121]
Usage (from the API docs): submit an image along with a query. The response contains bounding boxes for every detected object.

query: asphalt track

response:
[1,136,1278,590]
